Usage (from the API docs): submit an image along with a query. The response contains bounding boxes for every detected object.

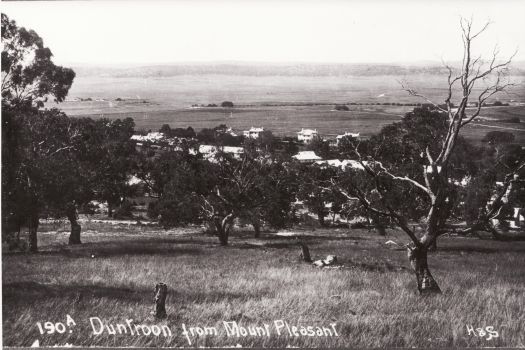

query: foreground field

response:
[3,221,525,348]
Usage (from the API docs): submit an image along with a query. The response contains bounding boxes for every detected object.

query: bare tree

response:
[333,18,518,294]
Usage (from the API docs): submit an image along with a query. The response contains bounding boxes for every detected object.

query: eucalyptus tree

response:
[1,14,75,108]
[332,19,516,294]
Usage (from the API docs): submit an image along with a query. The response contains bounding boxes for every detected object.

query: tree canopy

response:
[1,14,75,108]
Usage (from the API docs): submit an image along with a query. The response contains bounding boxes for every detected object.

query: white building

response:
[316,159,367,170]
[292,151,322,163]
[131,132,165,142]
[336,132,360,144]
[297,129,318,143]
[199,145,244,161]
[243,127,265,139]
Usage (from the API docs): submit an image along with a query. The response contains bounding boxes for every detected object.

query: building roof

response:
[315,159,366,170]
[131,132,165,142]
[246,127,264,133]
[293,151,322,161]
[336,132,360,139]
[199,145,244,155]
[297,128,318,135]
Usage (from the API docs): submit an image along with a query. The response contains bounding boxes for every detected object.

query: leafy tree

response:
[481,131,515,145]
[159,124,196,139]
[150,149,294,245]
[159,124,172,135]
[221,101,234,108]
[307,136,332,159]
[461,142,525,239]
[296,163,338,227]
[92,118,137,217]
[2,15,77,251]
[1,14,75,108]
[1,107,82,251]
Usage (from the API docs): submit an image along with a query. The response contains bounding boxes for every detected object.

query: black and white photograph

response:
[1,0,525,348]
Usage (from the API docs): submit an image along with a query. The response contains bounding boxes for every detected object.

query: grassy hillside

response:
[3,221,525,347]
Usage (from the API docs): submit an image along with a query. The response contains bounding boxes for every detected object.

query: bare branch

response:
[372,160,432,198]
[399,80,448,113]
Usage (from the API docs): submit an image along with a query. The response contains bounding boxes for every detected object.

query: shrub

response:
[113,200,134,219]
[501,117,520,123]
[334,104,350,111]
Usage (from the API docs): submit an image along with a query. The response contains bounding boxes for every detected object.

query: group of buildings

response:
[131,126,361,166]
[243,126,359,144]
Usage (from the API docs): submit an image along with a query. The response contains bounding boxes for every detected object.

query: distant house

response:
[243,127,265,139]
[316,159,366,170]
[336,132,360,145]
[297,129,318,143]
[293,151,322,163]
[199,145,244,161]
[226,127,238,137]
[131,132,165,142]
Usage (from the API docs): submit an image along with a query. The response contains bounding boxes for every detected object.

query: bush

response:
[3,233,28,251]
[221,101,234,108]
[334,104,350,111]
[350,221,367,229]
[482,131,515,144]
[501,117,520,123]
[113,200,134,219]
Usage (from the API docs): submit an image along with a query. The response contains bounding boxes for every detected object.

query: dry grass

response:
[3,224,525,348]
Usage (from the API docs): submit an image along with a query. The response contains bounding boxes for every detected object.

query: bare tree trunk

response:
[28,211,39,253]
[407,244,441,295]
[216,214,234,246]
[153,283,168,319]
[107,202,113,218]
[300,242,312,263]
[67,203,82,245]
[252,217,261,238]
[317,210,325,227]
[371,213,386,236]
[217,225,229,246]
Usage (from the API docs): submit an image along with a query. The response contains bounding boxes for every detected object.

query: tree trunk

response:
[107,202,113,218]
[28,212,39,253]
[407,245,441,295]
[217,225,229,246]
[300,242,312,263]
[253,220,261,238]
[67,204,82,245]
[317,211,325,227]
[371,213,386,236]
[153,283,168,319]
[216,214,234,246]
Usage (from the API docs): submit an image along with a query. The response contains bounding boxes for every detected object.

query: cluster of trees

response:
[2,14,137,251]
[190,101,234,108]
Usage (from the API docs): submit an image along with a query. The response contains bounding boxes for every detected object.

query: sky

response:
[2,0,525,65]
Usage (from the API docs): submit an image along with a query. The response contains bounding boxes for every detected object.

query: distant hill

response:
[71,62,525,78]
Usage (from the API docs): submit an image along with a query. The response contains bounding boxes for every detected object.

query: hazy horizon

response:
[3,0,525,65]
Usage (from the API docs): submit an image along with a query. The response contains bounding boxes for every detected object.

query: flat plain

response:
[46,73,525,143]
